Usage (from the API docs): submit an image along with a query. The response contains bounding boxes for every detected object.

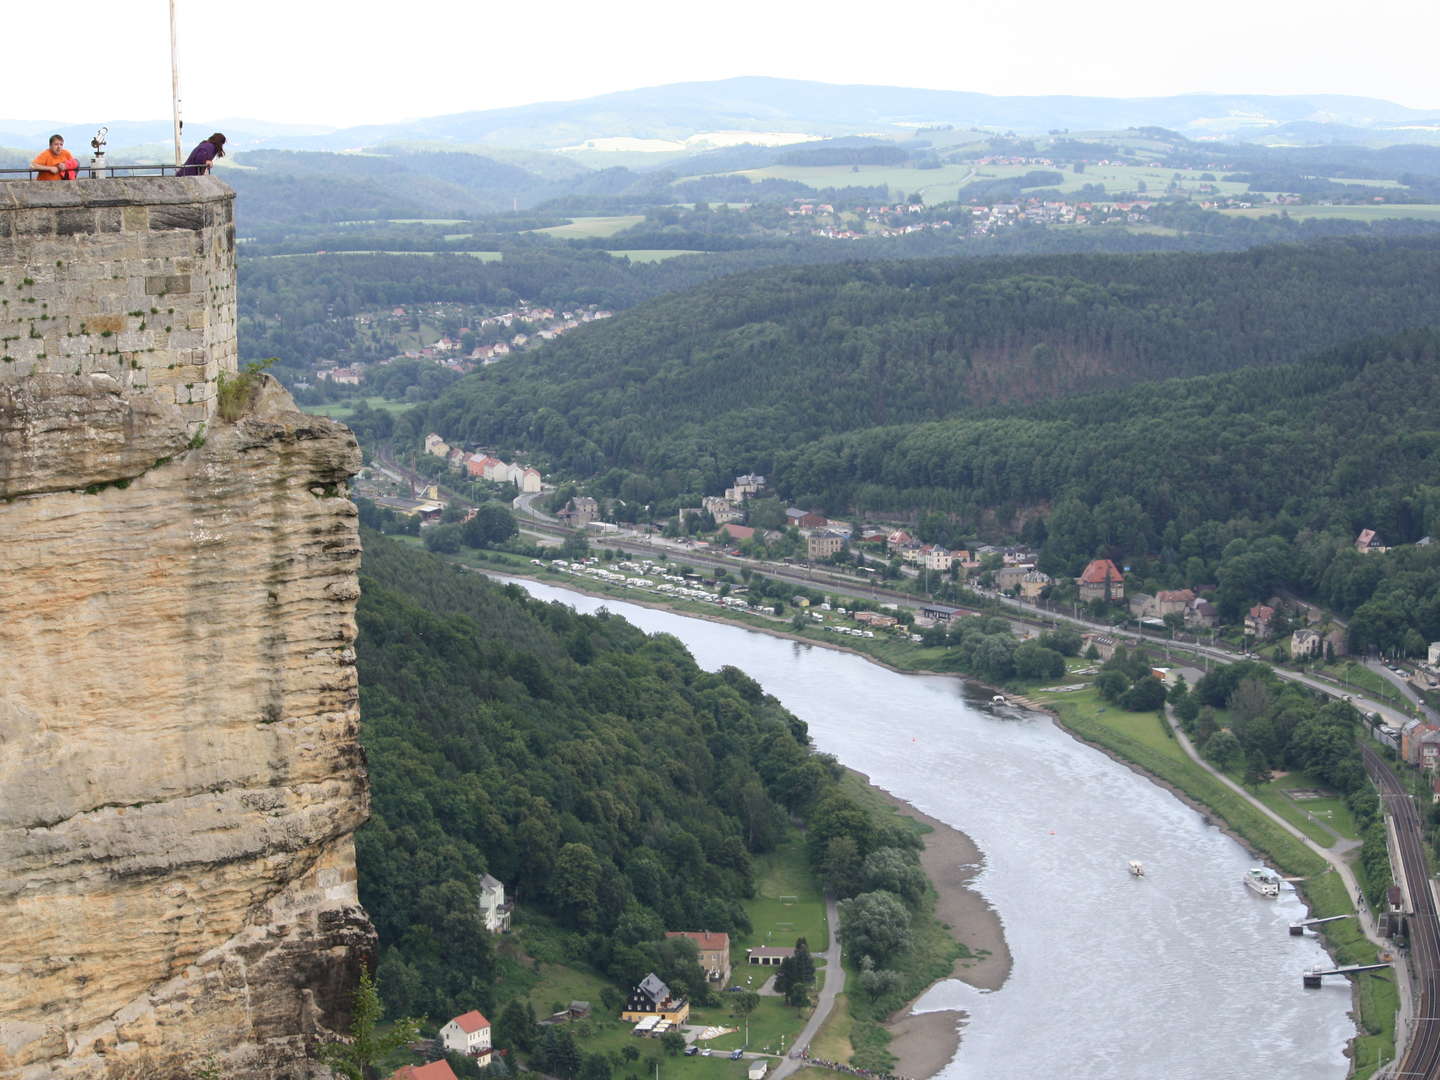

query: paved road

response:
[769,896,843,1080]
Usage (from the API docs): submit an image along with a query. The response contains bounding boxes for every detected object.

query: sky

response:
[8,0,1440,131]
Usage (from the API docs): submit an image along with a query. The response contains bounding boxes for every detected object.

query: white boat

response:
[1244,867,1281,898]
[1129,860,1145,878]
[991,694,1008,705]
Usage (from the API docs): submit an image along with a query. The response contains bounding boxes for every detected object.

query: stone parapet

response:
[0,177,236,434]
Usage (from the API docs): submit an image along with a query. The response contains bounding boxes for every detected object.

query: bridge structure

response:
[1303,962,1391,989]
[1290,914,1353,936]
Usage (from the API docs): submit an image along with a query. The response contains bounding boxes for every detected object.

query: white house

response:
[518,467,542,494]
[440,1010,492,1064]
[478,873,511,932]
[424,433,450,458]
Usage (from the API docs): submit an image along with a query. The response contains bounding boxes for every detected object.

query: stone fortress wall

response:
[0,176,236,433]
[0,176,373,1080]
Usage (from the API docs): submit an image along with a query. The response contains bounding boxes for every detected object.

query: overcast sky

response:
[9,0,1439,131]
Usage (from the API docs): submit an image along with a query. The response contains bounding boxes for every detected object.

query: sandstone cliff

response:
[1,175,373,1079]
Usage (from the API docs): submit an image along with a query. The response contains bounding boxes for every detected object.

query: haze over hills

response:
[5,77,1440,155]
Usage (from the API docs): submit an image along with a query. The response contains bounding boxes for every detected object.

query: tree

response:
[860,847,927,905]
[498,998,540,1053]
[837,890,912,963]
[1203,729,1243,771]
[552,842,602,928]
[1120,676,1167,712]
[318,967,422,1080]
[464,503,518,547]
[560,531,590,560]
[540,1026,583,1080]
[580,1054,614,1080]
[1095,669,1129,703]
[424,522,464,554]
[730,989,760,1020]
[661,1031,687,1056]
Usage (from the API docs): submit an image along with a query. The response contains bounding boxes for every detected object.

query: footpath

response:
[770,897,844,1080]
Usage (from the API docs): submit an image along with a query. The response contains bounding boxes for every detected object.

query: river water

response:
[498,577,1354,1079]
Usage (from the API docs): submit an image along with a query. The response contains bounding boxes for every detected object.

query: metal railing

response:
[0,164,191,181]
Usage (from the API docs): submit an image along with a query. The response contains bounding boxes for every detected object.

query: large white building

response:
[478,873,512,932]
[440,1010,492,1064]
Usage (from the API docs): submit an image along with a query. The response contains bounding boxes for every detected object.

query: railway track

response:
[1365,745,1440,1077]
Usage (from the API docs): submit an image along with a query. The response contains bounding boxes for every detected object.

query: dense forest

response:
[355,534,930,1023]
[421,239,1440,484]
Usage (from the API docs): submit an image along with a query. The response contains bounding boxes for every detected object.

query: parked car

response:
[730,1050,743,1060]
[685,1046,699,1056]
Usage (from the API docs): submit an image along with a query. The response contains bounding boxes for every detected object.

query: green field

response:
[532,215,646,239]
[742,836,829,961]
[1220,204,1440,222]
[1247,771,1361,846]
[726,163,975,205]
[970,162,1251,199]
[606,249,707,262]
[711,160,1257,205]
[307,396,416,419]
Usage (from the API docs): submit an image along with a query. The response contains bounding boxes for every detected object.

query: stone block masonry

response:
[0,177,374,1080]
[0,176,236,434]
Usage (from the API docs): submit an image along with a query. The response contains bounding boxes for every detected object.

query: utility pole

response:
[169,0,183,165]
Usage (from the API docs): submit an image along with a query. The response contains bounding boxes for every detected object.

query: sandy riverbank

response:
[861,780,1012,1079]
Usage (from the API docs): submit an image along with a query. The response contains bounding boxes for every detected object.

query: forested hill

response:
[424,239,1440,486]
[786,329,1440,649]
[354,534,909,1022]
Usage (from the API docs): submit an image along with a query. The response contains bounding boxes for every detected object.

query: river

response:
[498,576,1355,1079]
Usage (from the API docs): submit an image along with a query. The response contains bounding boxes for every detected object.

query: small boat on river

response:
[1129,860,1145,877]
[992,694,1007,705]
[1244,867,1281,897]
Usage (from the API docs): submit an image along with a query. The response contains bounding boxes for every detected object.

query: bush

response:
[216,358,275,422]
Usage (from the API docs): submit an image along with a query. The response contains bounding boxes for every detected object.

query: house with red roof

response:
[1076,559,1125,603]
[1356,529,1389,554]
[1245,604,1277,640]
[440,1009,492,1063]
[666,931,731,983]
[391,1061,460,1080]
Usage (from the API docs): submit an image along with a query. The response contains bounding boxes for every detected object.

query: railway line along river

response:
[497,575,1355,1079]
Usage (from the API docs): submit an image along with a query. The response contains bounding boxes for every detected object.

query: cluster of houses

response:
[316,303,614,387]
[423,434,543,493]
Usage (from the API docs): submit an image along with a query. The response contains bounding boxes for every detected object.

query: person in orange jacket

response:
[32,135,78,180]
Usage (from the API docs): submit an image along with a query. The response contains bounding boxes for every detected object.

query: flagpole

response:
[170,0,182,166]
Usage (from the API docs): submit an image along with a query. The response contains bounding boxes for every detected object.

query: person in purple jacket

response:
[177,133,227,176]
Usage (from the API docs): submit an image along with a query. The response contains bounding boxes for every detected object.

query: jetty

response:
[1302,962,1390,988]
[1289,914,1351,936]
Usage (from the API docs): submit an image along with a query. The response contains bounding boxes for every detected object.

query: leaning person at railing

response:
[177,132,227,176]
[31,135,77,180]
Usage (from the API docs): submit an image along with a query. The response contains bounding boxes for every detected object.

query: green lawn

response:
[742,836,829,958]
[532,215,646,239]
[1263,772,1360,842]
[807,992,854,1061]
[1034,686,1191,763]
[699,997,805,1054]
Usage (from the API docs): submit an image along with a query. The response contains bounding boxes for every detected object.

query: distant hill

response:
[5,78,1438,155]
[422,239,1440,491]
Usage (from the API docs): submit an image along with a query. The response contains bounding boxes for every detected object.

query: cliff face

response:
[0,180,373,1079]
